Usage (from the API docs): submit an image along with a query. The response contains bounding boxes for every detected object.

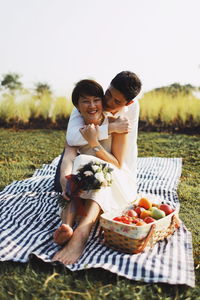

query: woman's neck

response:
[85,114,104,126]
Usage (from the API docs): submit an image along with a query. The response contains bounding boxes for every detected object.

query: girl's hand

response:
[79,124,99,147]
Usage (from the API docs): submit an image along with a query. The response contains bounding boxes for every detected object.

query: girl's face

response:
[77,95,103,125]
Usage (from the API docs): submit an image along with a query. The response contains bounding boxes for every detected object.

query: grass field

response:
[140,91,200,129]
[0,129,199,300]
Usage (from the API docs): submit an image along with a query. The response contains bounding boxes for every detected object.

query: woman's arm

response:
[60,142,77,199]
[80,124,127,168]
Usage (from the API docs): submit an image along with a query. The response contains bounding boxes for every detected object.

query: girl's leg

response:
[52,199,101,264]
[53,200,76,245]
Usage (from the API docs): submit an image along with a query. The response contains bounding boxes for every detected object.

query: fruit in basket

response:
[140,210,152,219]
[151,207,166,220]
[159,204,174,215]
[138,197,152,210]
[144,216,156,223]
[113,216,130,224]
[134,206,144,216]
[112,197,175,226]
[126,209,138,218]
[136,219,146,226]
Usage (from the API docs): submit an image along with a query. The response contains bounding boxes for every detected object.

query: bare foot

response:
[53,224,73,245]
[52,228,89,264]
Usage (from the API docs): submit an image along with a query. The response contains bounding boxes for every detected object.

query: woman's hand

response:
[79,124,99,147]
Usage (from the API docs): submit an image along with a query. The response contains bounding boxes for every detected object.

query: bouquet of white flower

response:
[58,161,113,211]
[71,161,113,192]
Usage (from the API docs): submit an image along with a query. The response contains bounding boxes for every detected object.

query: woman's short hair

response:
[72,79,104,107]
[111,71,142,102]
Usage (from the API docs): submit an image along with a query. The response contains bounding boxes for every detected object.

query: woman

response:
[52,79,136,264]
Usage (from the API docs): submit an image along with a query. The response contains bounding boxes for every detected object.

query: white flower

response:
[101,180,108,187]
[94,172,105,183]
[105,173,112,181]
[92,165,99,172]
[84,171,93,176]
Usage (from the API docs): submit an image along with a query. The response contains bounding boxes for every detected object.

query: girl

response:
[52,79,136,264]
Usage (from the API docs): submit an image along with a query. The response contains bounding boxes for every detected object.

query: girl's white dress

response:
[71,118,137,213]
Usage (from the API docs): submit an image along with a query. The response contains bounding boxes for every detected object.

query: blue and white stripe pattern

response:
[0,157,195,287]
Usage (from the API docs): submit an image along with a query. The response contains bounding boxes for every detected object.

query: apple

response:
[159,204,174,215]
[144,217,156,223]
[134,206,145,216]
[132,218,140,224]
[126,209,138,218]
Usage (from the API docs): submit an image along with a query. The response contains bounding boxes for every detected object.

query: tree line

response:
[0,73,52,95]
[1,72,199,97]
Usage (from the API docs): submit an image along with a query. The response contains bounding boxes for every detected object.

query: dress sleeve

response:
[119,100,139,177]
[127,100,139,144]
[66,108,109,146]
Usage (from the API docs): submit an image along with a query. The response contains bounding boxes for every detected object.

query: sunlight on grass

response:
[50,97,74,122]
[140,91,200,126]
[0,90,199,129]
[0,92,73,123]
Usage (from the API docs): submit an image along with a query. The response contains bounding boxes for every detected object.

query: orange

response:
[138,197,152,210]
[152,203,160,208]
[136,219,146,226]
[140,210,152,219]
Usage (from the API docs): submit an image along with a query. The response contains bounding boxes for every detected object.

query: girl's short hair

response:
[72,79,104,106]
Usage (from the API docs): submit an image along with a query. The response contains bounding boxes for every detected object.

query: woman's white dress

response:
[71,118,137,213]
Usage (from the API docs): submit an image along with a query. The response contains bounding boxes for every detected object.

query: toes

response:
[60,224,67,231]
[52,254,59,261]
[53,229,59,239]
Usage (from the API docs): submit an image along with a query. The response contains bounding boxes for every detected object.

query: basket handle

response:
[99,227,105,243]
[170,214,181,229]
[134,224,156,254]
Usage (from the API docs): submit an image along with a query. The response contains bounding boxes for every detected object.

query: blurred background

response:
[0,0,199,132]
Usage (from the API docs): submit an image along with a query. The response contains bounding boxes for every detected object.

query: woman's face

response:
[77,95,103,125]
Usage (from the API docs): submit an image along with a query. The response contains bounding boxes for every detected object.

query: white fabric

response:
[72,154,137,212]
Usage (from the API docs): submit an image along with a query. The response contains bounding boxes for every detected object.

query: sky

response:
[0,0,199,96]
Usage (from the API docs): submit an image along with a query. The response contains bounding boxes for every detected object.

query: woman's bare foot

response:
[52,227,89,264]
[53,224,73,245]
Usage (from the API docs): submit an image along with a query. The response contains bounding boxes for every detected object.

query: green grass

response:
[0,129,199,300]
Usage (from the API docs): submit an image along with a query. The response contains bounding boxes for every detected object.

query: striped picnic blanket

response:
[0,157,195,287]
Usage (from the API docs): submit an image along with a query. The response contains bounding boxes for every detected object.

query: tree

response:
[1,73,22,91]
[34,82,52,95]
[154,83,195,96]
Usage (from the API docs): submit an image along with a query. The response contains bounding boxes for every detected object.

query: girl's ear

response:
[125,100,134,106]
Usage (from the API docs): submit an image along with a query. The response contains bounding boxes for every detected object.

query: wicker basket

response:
[99,195,181,254]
